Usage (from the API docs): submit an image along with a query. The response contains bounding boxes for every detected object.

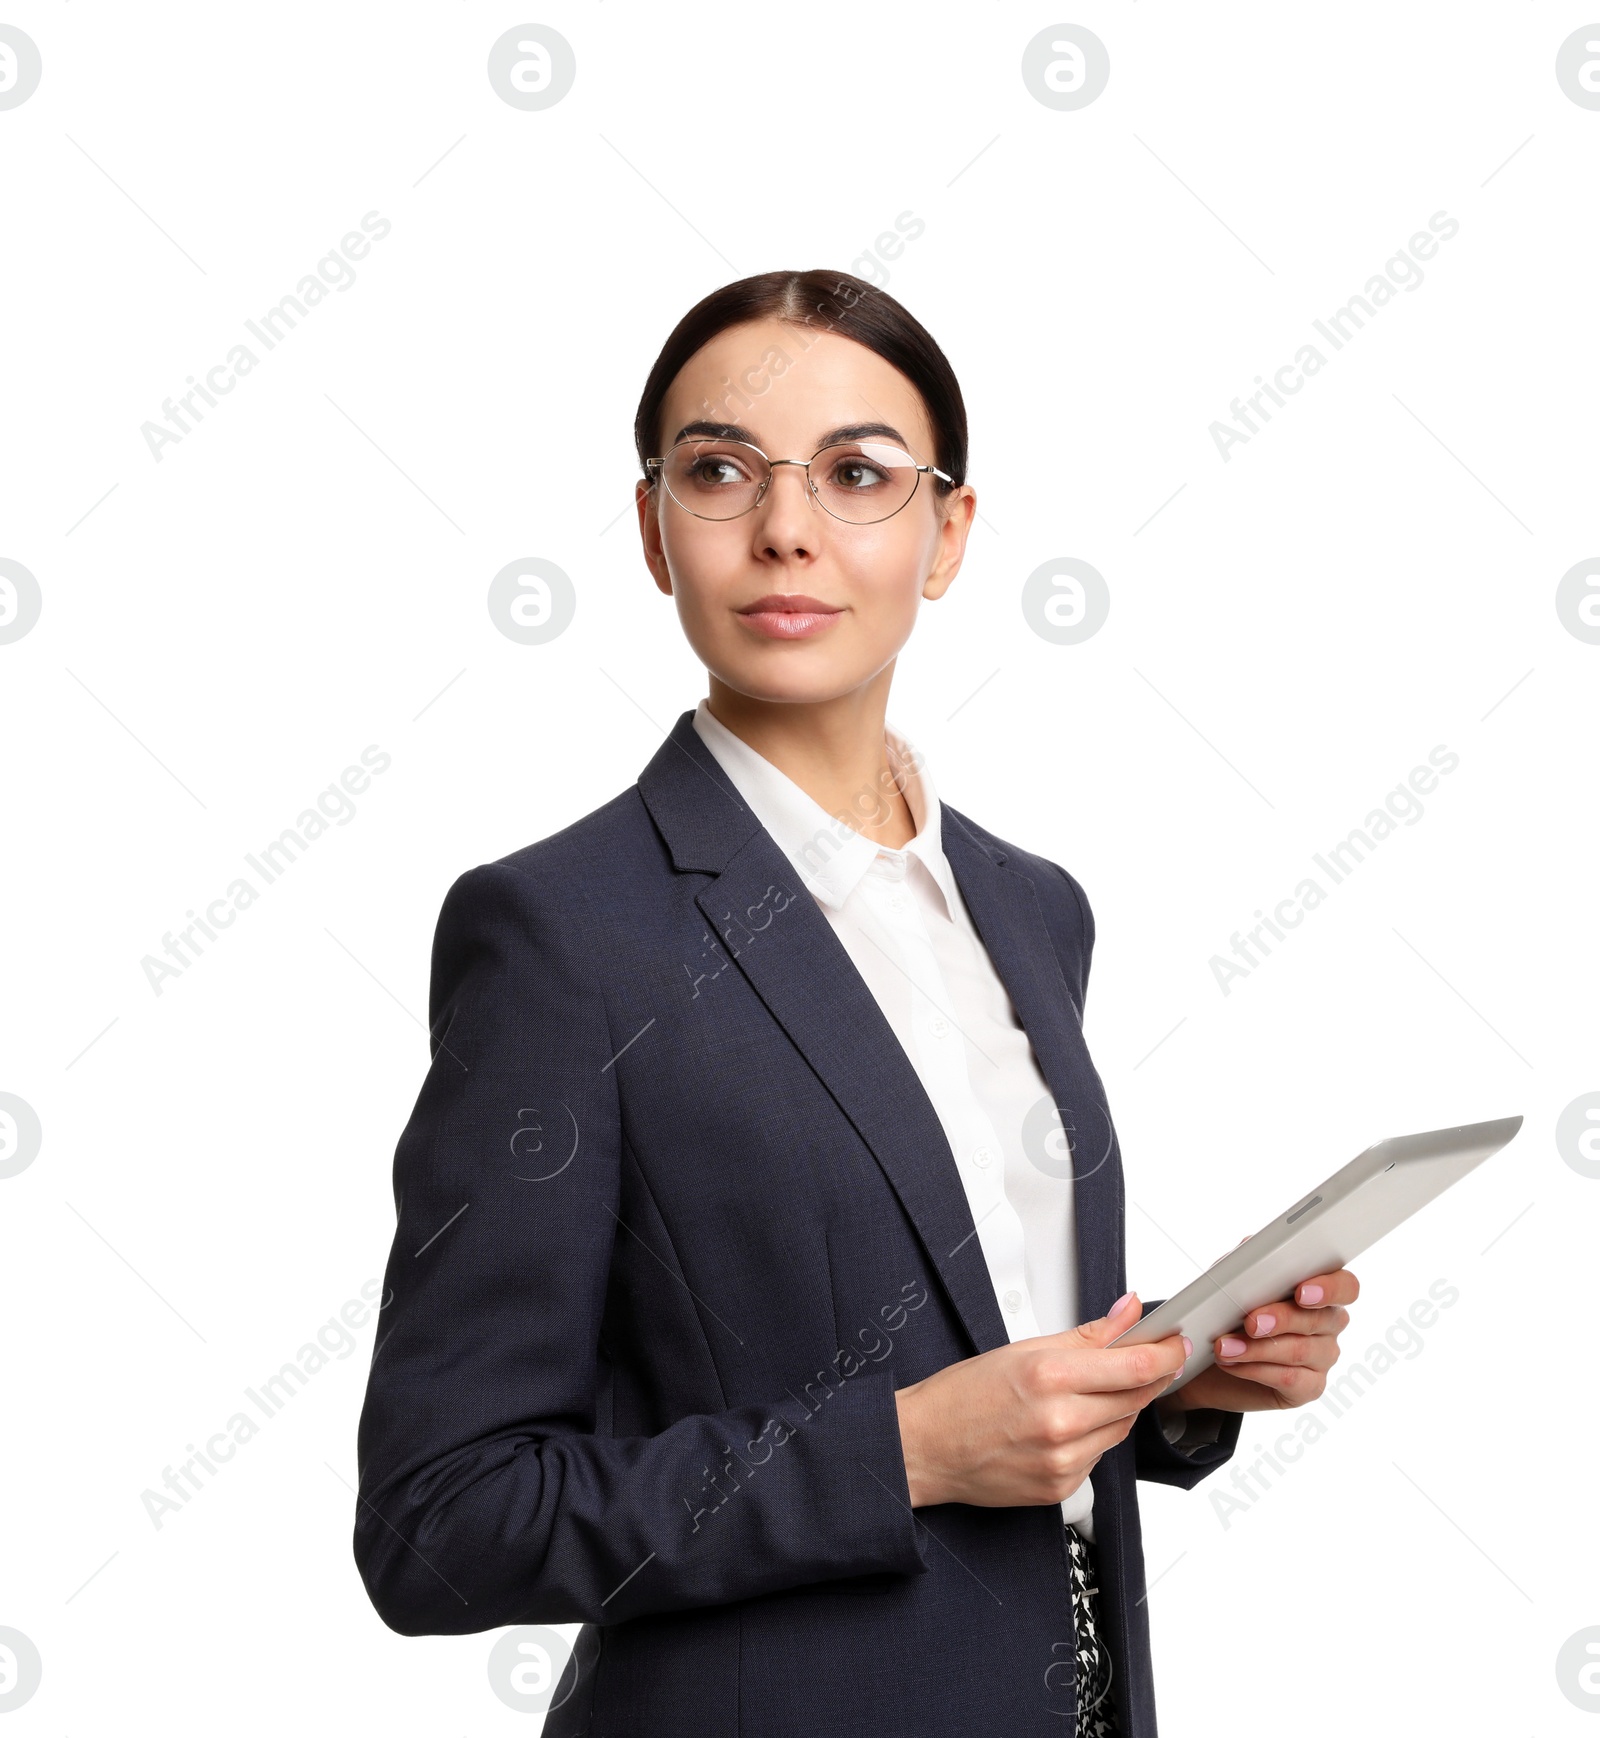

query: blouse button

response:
[971,1145,994,1168]
[1003,1289,1023,1313]
[930,1015,950,1038]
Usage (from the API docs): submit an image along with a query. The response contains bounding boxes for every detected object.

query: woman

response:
[352,270,1358,1737]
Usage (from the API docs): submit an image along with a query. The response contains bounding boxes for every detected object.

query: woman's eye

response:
[692,458,745,486]
[832,458,888,490]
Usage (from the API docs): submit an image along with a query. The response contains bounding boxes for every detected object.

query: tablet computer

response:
[1107,1114,1524,1391]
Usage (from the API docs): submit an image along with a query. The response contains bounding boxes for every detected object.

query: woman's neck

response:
[705,674,917,850]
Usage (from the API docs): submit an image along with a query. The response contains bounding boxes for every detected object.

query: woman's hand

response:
[1167,1266,1360,1415]
[893,1291,1186,1508]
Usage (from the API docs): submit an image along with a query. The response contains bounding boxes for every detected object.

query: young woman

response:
[352,271,1358,1738]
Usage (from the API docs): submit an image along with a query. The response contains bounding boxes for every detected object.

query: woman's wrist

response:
[894,1381,938,1508]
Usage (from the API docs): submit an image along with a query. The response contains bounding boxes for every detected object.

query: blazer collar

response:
[687,697,962,920]
[636,704,763,872]
[637,708,1120,1356]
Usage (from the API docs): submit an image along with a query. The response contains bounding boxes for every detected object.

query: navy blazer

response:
[352,707,1243,1736]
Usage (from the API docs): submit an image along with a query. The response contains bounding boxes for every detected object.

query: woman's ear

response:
[636,480,673,596]
[921,485,976,601]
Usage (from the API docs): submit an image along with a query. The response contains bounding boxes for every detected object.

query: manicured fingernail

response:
[1251,1312,1276,1337]
[1299,1283,1323,1304]
[1110,1290,1136,1315]
[1181,1335,1193,1358]
[1219,1336,1247,1357]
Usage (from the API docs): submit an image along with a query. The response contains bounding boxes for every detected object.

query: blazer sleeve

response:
[352,861,928,1636]
[1048,862,1244,1489]
[1130,1293,1244,1488]
[1134,1402,1242,1488]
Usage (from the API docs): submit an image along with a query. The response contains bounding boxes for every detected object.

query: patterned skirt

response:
[1063,1522,1121,1736]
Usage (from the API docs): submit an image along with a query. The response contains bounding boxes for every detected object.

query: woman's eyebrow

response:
[819,421,910,449]
[668,419,911,450]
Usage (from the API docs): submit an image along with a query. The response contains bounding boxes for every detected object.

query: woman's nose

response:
[751,462,820,545]
[763,460,817,506]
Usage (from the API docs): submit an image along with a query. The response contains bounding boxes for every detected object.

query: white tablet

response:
[1107,1115,1524,1391]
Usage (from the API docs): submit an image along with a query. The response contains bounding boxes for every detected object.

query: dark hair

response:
[633,269,968,496]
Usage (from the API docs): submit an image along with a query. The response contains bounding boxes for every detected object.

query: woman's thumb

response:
[1071,1289,1142,1347]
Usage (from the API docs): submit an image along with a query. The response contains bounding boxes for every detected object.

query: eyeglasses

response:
[644,436,953,525]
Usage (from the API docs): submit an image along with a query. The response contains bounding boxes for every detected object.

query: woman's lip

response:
[737,594,840,614]
[735,595,845,641]
[736,607,843,640]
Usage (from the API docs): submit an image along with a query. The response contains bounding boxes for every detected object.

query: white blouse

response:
[692,700,1129,1535]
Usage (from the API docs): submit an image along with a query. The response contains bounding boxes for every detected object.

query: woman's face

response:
[636,317,976,707]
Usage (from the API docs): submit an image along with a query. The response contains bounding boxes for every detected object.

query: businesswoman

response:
[352,270,1358,1737]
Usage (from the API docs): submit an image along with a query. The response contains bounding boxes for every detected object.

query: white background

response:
[3,4,1597,1732]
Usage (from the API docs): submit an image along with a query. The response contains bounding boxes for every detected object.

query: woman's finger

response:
[1215,1330,1340,1371]
[1200,1357,1332,1401]
[1289,1267,1360,1309]
[1239,1300,1350,1340]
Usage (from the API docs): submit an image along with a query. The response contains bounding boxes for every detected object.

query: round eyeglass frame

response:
[644,436,954,525]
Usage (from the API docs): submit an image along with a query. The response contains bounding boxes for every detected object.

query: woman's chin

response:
[710,666,876,708]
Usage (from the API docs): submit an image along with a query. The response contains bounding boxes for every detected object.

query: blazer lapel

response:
[638,709,1114,1355]
[940,811,1123,1328]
